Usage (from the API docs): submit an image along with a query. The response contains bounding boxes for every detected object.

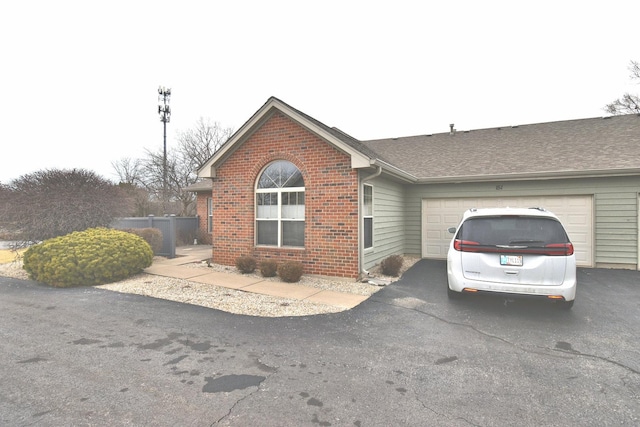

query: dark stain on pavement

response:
[435,356,458,365]
[177,339,211,352]
[202,374,266,393]
[555,341,577,353]
[307,397,323,407]
[164,355,188,365]
[18,357,47,364]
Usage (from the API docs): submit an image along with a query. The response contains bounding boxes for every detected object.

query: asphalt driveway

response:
[1,260,639,426]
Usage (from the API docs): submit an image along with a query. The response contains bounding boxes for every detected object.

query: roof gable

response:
[198,97,372,179]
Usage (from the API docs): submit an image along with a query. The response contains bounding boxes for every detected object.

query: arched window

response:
[256,160,305,247]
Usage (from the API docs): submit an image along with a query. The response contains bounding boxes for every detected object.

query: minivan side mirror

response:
[447,227,457,234]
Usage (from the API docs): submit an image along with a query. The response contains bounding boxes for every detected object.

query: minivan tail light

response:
[453,239,480,252]
[545,243,574,256]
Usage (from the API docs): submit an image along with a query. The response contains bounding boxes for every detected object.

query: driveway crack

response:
[373,298,640,375]
[210,371,275,426]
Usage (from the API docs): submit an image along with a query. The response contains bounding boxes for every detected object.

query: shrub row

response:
[235,256,303,283]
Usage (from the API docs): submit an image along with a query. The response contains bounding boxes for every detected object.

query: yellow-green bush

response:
[23,228,153,287]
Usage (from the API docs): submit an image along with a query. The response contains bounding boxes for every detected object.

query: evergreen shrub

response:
[23,228,153,287]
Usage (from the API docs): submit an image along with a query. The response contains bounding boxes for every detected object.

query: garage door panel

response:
[422,195,593,267]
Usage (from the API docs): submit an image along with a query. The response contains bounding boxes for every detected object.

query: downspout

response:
[359,164,383,277]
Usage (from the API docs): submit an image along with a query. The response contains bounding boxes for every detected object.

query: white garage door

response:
[422,195,593,267]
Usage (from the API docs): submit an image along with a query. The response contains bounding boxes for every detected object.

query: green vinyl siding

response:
[361,174,405,271]
[405,176,640,269]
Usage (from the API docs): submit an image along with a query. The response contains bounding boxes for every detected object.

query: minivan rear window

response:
[459,216,569,247]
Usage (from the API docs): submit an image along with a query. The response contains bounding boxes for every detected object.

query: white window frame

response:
[363,184,374,250]
[207,197,213,233]
[255,161,305,248]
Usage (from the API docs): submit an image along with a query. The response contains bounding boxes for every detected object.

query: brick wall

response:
[211,111,360,278]
[194,193,210,241]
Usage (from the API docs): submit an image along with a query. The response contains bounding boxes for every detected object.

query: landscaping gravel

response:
[0,256,419,317]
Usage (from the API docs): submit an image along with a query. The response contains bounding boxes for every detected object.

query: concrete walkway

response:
[144,246,369,309]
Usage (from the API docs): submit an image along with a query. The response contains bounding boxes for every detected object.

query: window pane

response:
[461,217,569,247]
[257,221,278,245]
[282,205,304,219]
[257,193,278,219]
[207,197,213,233]
[363,185,373,216]
[282,191,304,219]
[282,221,304,247]
[364,218,373,249]
[258,160,304,189]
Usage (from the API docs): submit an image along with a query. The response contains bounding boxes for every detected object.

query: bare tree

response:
[141,147,198,216]
[605,60,640,115]
[140,147,184,213]
[177,117,233,172]
[111,117,232,216]
[112,157,144,186]
[0,169,133,242]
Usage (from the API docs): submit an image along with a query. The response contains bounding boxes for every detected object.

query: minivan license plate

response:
[500,255,523,266]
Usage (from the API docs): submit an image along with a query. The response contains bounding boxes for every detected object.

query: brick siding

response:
[210,111,360,278]
[195,193,209,238]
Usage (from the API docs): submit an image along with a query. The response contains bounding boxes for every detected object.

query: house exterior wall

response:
[194,192,211,242]
[210,112,360,278]
[404,176,640,269]
[361,174,406,271]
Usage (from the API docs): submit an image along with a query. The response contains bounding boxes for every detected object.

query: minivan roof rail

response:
[528,207,547,212]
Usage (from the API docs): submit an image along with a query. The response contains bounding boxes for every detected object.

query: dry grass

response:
[0,249,25,264]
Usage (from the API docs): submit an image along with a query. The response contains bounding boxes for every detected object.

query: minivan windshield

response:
[459,215,569,247]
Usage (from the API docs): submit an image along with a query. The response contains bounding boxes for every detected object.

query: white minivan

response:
[447,207,577,309]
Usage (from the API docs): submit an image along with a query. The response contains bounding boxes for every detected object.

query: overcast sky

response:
[1,0,638,184]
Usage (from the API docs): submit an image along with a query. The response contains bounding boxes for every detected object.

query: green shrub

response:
[277,261,303,283]
[122,228,163,254]
[235,256,256,274]
[259,259,278,277]
[22,227,153,287]
[380,255,403,277]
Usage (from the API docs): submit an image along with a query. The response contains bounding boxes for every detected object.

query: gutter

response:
[359,163,383,277]
[362,163,383,182]
[369,159,417,183]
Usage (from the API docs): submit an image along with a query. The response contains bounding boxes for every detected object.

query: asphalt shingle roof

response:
[362,114,640,181]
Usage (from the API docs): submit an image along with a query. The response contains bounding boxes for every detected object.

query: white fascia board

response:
[415,168,640,184]
[370,159,417,183]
